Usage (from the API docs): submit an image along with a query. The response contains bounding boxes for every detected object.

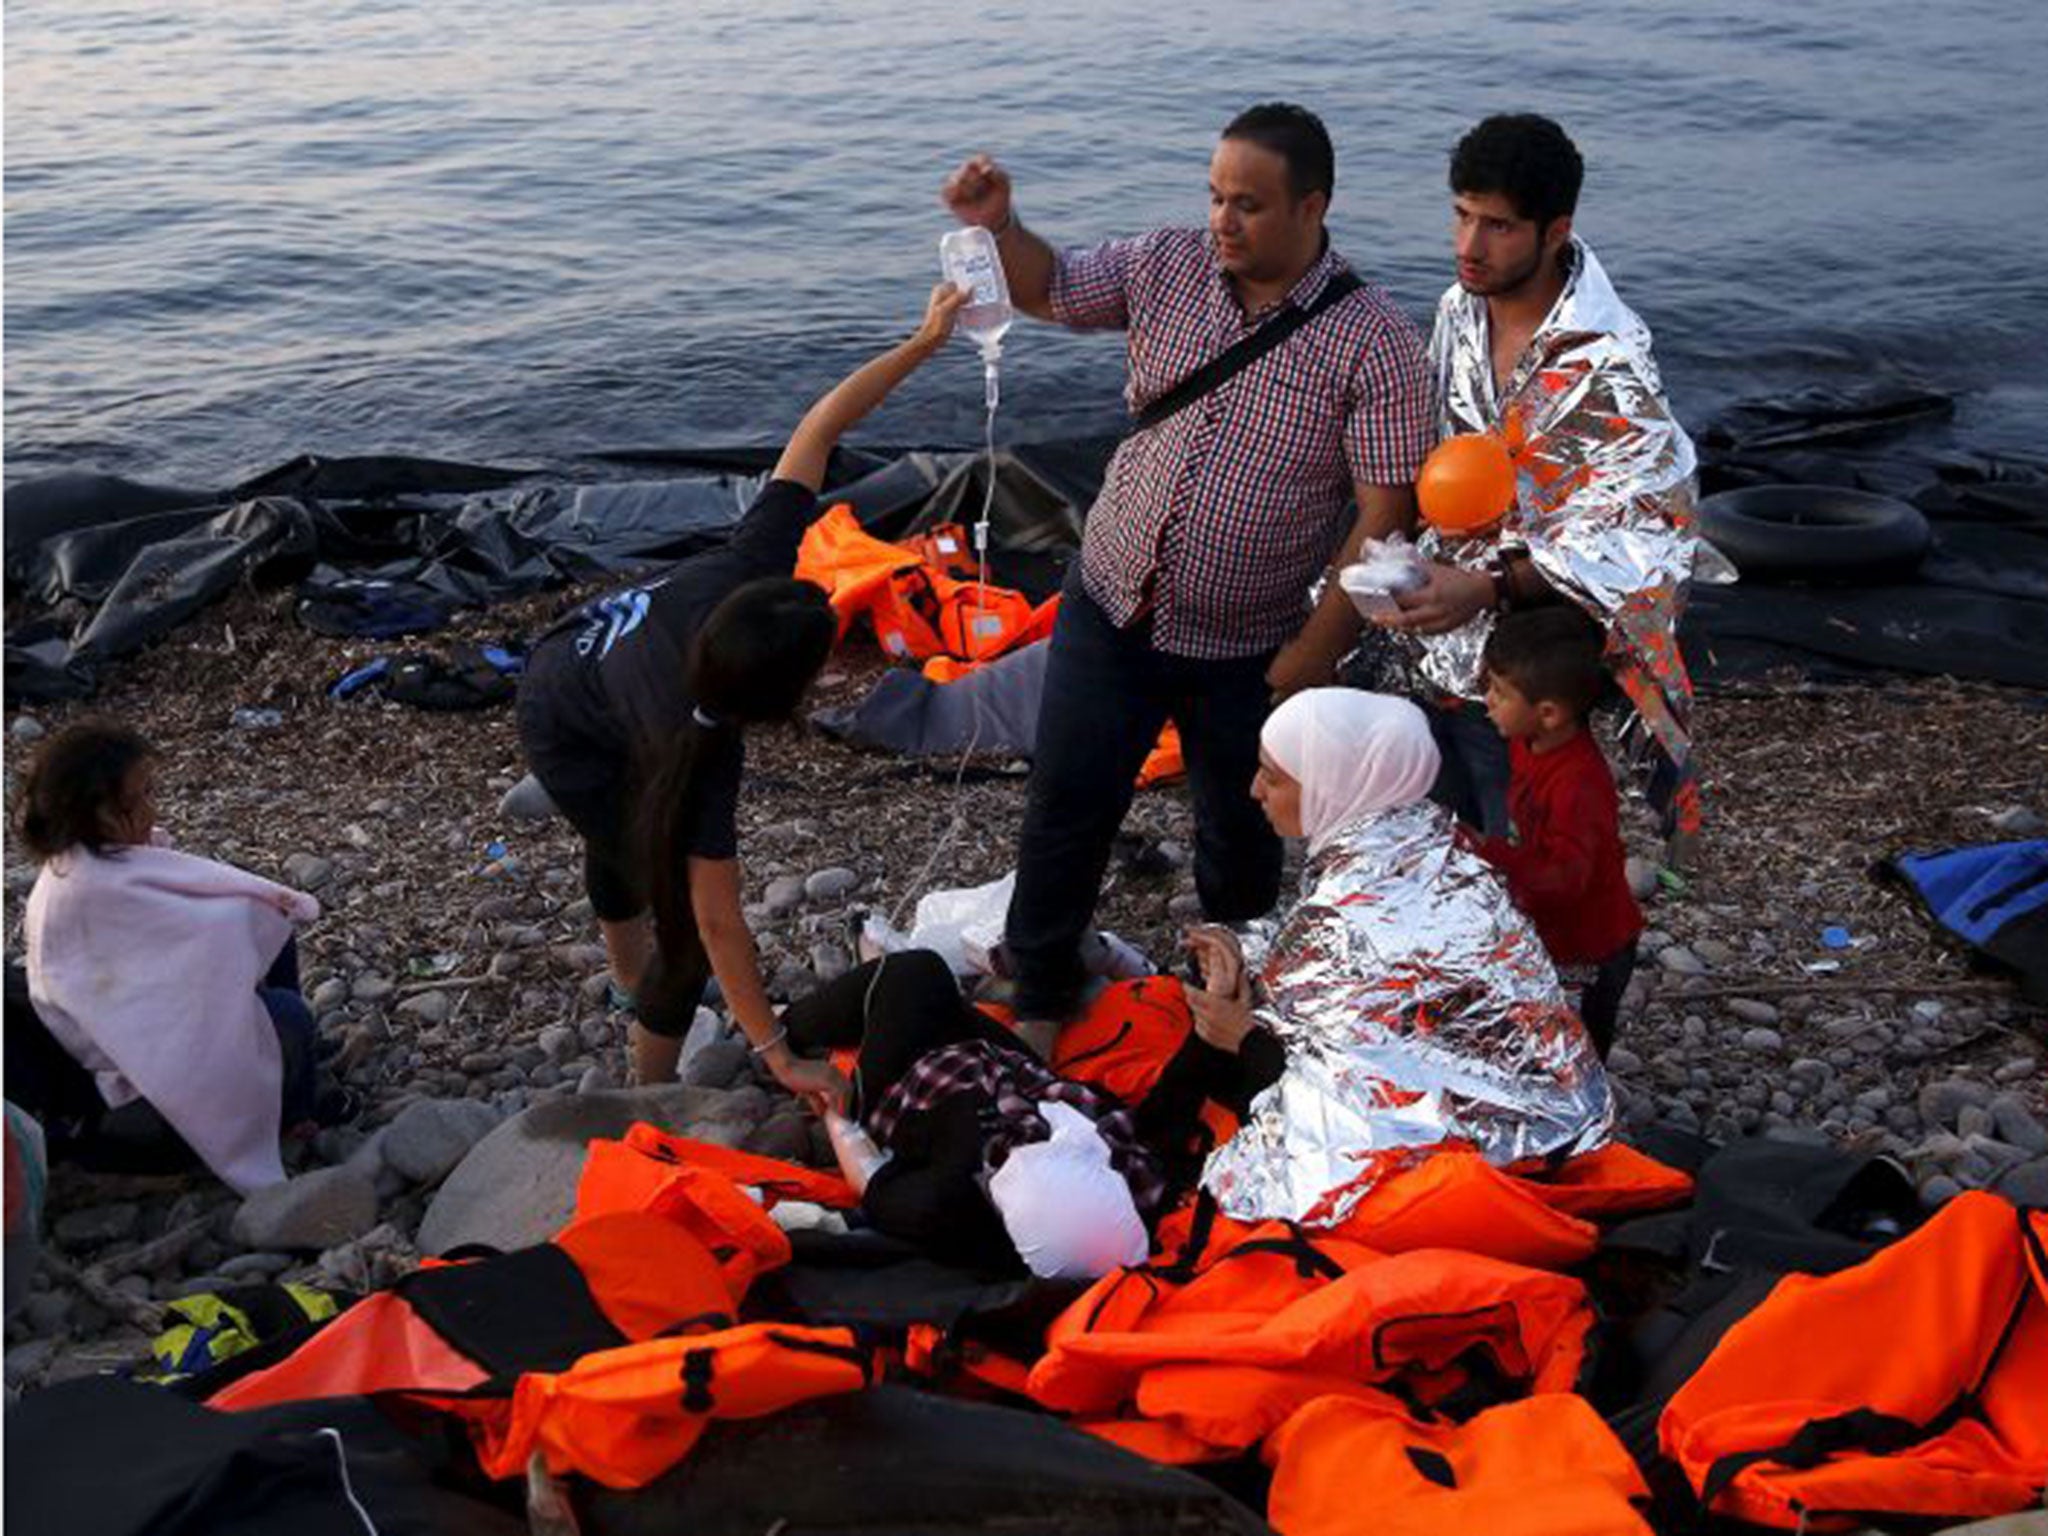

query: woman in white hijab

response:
[1195,689,1612,1227]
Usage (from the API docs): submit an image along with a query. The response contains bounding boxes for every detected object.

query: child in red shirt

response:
[1470,608,1644,1056]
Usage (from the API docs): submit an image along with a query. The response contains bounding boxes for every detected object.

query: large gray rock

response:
[396,990,452,1027]
[1994,1157,2048,1207]
[1658,945,1708,976]
[231,1165,379,1251]
[1989,1093,2048,1155]
[498,773,560,823]
[744,1109,813,1163]
[804,867,859,903]
[281,853,334,891]
[682,1037,752,1091]
[383,1098,502,1185]
[416,1082,775,1257]
[1918,1077,1993,1130]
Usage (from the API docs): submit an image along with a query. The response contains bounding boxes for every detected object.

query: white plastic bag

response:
[860,871,1017,976]
[1338,532,1428,622]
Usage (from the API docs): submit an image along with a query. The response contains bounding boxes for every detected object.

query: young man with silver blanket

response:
[1380,114,1724,861]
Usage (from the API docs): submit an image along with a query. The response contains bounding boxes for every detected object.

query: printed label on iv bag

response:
[945,241,1002,305]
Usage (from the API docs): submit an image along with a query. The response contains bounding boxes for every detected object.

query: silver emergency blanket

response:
[1408,238,1718,713]
[1201,800,1612,1226]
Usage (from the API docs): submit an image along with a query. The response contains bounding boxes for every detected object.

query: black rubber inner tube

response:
[1698,485,1931,584]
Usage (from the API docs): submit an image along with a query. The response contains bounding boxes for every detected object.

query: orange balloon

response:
[1418,432,1516,534]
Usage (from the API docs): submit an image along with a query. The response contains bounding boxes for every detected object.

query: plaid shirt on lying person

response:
[1051,227,1434,659]
[867,1039,1168,1216]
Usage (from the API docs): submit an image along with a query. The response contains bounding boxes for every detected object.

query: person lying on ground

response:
[940,102,1432,1050]
[786,948,1282,1277]
[1198,688,1613,1227]
[19,722,351,1194]
[1467,608,1645,1058]
[517,282,969,1101]
[1376,112,1712,861]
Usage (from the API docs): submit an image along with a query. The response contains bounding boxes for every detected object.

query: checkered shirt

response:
[1051,228,1433,658]
[868,1039,1167,1215]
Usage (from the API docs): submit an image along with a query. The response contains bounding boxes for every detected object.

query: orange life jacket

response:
[1660,1192,2048,1530]
[792,502,914,641]
[902,522,978,581]
[1136,724,1186,788]
[883,569,1040,666]
[1508,1141,1695,1218]
[920,595,1063,683]
[1152,1152,1601,1272]
[573,1131,848,1298]
[1051,975,1196,1106]
[208,1211,741,1413]
[903,1320,1035,1399]
[794,502,1042,666]
[1027,1205,1592,1459]
[471,1321,874,1488]
[1265,1392,1654,1536]
[580,1124,857,1212]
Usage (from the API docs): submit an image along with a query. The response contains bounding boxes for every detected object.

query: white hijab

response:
[1261,689,1441,856]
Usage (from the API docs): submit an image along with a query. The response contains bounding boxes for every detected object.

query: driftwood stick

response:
[80,1213,220,1285]
[395,973,494,998]
[40,1248,167,1335]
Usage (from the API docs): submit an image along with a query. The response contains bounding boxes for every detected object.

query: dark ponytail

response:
[638,578,835,970]
[16,721,155,862]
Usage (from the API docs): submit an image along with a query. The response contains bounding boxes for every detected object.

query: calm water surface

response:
[7,0,2047,486]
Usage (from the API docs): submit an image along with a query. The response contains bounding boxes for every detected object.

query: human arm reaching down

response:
[688,855,848,1116]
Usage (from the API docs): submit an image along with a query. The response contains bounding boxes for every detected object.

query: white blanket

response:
[25,839,319,1192]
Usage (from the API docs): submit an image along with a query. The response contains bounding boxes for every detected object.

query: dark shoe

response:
[312,1086,362,1128]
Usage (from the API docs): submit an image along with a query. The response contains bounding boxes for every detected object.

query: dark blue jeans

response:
[259,938,319,1126]
[1004,581,1282,1021]
[1425,697,1512,838]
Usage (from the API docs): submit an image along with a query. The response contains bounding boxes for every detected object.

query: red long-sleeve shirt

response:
[1478,732,1644,965]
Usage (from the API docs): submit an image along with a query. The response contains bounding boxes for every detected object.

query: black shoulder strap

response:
[1131,269,1362,434]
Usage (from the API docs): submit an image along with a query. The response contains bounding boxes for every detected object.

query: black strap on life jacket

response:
[1129,270,1363,434]
[1699,1399,1982,1511]
[1144,1189,1225,1285]
[1215,1228,1348,1283]
[1144,1191,1346,1287]
[677,1329,875,1414]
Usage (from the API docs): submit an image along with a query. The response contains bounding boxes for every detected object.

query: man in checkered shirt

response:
[941,103,1434,1042]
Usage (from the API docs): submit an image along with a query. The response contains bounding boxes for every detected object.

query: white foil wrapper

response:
[1201,801,1612,1226]
[1405,239,1721,723]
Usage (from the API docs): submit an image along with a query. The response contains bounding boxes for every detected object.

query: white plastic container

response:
[940,225,1013,406]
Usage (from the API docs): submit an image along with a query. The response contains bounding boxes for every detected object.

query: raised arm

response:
[772,282,970,493]
[941,155,1056,320]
